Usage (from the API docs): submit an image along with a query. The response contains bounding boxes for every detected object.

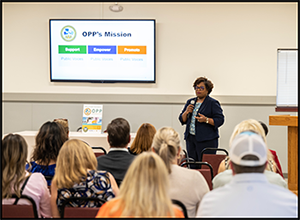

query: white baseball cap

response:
[229,131,267,167]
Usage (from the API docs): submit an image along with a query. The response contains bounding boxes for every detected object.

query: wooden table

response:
[269,115,298,195]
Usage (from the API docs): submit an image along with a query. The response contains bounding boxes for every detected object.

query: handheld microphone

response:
[187,100,195,118]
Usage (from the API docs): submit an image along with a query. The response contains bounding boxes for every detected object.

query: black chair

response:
[2,194,38,218]
[60,196,107,218]
[171,199,188,218]
[200,148,229,177]
[92,146,107,157]
[179,157,195,169]
[180,161,214,190]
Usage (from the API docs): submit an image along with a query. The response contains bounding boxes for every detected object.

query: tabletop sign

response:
[82,104,103,133]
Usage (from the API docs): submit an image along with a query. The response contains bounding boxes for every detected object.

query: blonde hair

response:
[151,127,181,174]
[130,123,156,154]
[2,134,30,199]
[110,152,175,217]
[54,118,69,138]
[53,139,97,189]
[229,119,277,172]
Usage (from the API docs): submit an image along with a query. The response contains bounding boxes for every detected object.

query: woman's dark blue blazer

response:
[179,95,225,142]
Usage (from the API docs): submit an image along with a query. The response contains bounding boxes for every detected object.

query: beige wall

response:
[3,2,297,96]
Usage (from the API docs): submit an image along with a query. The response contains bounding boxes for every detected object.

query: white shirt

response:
[197,173,298,218]
[169,164,209,218]
[212,169,288,189]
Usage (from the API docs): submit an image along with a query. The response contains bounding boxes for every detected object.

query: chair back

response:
[200,148,228,177]
[92,146,107,157]
[60,196,106,218]
[2,194,38,218]
[44,175,53,193]
[180,161,213,190]
[178,157,195,168]
[171,199,189,218]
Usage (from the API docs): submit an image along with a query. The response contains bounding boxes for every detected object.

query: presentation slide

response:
[49,19,155,83]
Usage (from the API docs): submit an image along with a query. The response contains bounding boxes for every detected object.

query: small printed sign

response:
[82,104,103,133]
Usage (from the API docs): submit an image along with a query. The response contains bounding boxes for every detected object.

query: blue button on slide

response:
[88,45,116,54]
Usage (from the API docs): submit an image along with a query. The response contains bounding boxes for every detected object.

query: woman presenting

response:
[179,76,224,161]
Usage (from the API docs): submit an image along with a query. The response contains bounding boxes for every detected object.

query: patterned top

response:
[25,161,56,186]
[56,170,115,214]
[189,102,201,135]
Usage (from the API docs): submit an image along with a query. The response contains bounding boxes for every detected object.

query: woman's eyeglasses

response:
[194,86,205,91]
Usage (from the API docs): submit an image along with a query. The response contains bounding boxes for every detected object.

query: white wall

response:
[3,2,297,96]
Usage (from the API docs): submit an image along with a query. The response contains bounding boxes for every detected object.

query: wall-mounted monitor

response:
[49,19,156,83]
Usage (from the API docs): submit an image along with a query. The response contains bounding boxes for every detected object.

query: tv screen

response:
[49,19,155,83]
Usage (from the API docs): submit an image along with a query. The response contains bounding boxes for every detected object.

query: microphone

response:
[187,100,195,118]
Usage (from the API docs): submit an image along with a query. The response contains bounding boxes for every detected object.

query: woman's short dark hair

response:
[193,76,214,95]
[31,121,68,166]
[107,118,130,147]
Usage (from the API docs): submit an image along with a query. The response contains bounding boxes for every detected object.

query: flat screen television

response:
[49,19,156,83]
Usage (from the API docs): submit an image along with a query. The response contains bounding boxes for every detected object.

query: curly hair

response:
[193,76,214,95]
[31,121,68,166]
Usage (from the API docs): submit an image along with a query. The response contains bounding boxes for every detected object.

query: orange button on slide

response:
[118,46,147,54]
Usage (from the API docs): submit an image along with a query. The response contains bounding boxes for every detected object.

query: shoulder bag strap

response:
[13,175,31,205]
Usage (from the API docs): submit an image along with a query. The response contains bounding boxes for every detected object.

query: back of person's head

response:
[230,131,267,174]
[229,119,276,172]
[229,119,267,145]
[32,121,68,166]
[151,127,181,173]
[130,123,156,154]
[54,139,97,189]
[53,118,69,139]
[2,134,28,199]
[113,152,175,217]
[107,118,130,148]
[258,121,269,136]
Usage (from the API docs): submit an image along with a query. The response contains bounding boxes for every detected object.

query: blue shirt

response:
[189,102,201,135]
[25,161,56,186]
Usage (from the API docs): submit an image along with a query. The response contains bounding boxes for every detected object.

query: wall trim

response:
[3,92,276,105]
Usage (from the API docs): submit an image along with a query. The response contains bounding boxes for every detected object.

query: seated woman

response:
[151,127,209,218]
[26,121,68,186]
[50,139,118,218]
[128,123,156,155]
[96,152,184,218]
[53,118,69,140]
[214,119,287,189]
[2,133,52,218]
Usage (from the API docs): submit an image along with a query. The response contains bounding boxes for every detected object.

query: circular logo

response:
[61,25,76,42]
[83,127,88,132]
[84,108,91,116]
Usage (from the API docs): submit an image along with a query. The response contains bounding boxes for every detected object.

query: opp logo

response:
[84,108,91,116]
[61,25,76,42]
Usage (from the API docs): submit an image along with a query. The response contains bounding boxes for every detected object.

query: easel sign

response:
[82,104,103,133]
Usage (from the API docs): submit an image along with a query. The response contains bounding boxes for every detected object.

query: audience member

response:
[50,139,118,218]
[53,118,69,139]
[259,120,284,177]
[128,123,156,155]
[213,119,287,189]
[197,131,298,217]
[26,121,68,186]
[151,127,209,218]
[96,152,184,218]
[97,118,135,187]
[2,133,52,218]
